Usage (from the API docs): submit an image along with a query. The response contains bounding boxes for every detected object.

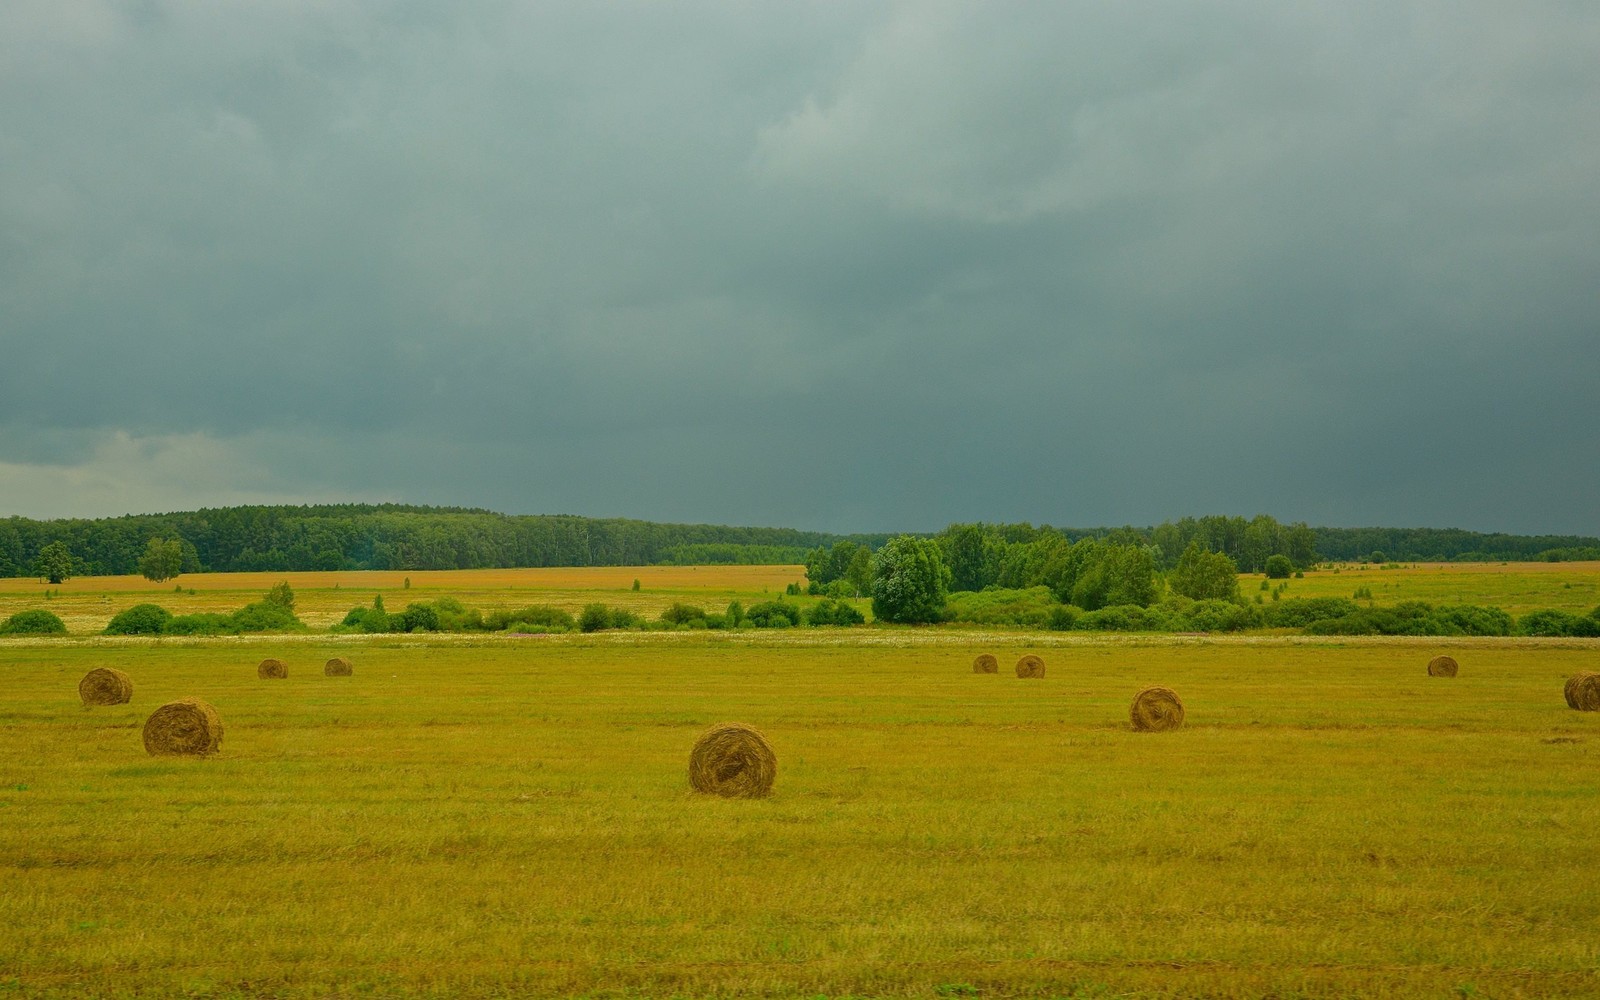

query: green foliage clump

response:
[1074,604,1171,632]
[1300,600,1514,637]
[105,603,174,635]
[1166,598,1261,633]
[804,599,865,627]
[745,601,801,628]
[578,604,639,632]
[1265,554,1294,579]
[485,605,574,633]
[0,609,68,635]
[1169,542,1242,602]
[1263,598,1361,628]
[138,537,185,582]
[341,605,391,634]
[229,600,305,633]
[388,603,441,633]
[659,603,708,626]
[1516,609,1600,638]
[871,536,951,624]
[942,587,1059,627]
[725,601,745,627]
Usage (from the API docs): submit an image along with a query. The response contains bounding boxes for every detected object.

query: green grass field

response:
[3,630,1598,999]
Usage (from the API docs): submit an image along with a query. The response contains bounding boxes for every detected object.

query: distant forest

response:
[1,504,1596,578]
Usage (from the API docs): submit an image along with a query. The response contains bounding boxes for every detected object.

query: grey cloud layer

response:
[3,2,1597,532]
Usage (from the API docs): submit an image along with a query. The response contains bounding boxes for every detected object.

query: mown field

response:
[0,565,813,633]
[2,629,1598,999]
[3,561,1599,636]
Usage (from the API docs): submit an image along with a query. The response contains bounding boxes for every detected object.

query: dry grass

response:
[1567,672,1600,711]
[1015,653,1045,678]
[140,697,223,756]
[687,722,777,798]
[1129,684,1186,731]
[77,667,133,707]
[1,636,1599,998]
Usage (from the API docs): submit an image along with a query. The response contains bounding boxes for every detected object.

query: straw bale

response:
[972,653,999,674]
[1427,655,1459,678]
[688,722,776,798]
[1015,654,1045,679]
[324,657,353,676]
[1130,685,1185,732]
[257,658,288,679]
[142,698,224,756]
[1567,672,1600,712]
[79,667,133,706]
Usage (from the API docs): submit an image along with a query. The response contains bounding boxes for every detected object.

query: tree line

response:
[4,504,1596,581]
[0,504,884,578]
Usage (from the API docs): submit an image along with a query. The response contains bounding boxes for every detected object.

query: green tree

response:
[938,523,1000,592]
[1169,542,1241,602]
[844,546,873,597]
[138,537,185,582]
[870,536,951,624]
[1070,543,1160,610]
[34,541,73,585]
[264,581,295,611]
[1265,554,1294,579]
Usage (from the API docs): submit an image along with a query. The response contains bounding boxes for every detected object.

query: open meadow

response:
[3,561,1600,636]
[2,627,1598,999]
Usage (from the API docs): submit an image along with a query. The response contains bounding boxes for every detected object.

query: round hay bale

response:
[324,657,353,676]
[972,653,999,674]
[1427,655,1459,678]
[79,667,133,707]
[1015,654,1045,679]
[142,698,224,756]
[1564,673,1583,709]
[688,723,776,798]
[1568,672,1600,712]
[257,658,288,679]
[1130,685,1185,732]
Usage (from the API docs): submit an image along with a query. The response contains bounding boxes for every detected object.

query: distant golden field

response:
[0,565,810,632]
[2,561,1598,635]
[1,631,1597,999]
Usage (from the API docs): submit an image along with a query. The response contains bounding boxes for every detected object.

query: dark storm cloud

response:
[2,1,1597,533]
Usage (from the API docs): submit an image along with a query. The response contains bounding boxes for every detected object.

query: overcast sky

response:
[2,2,1597,535]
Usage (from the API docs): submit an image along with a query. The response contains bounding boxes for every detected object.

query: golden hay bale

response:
[142,698,224,756]
[1567,672,1600,712]
[972,653,999,674]
[78,667,133,707]
[324,657,353,676]
[688,723,776,799]
[1015,654,1045,679]
[257,658,288,679]
[1130,685,1185,732]
[1427,655,1459,677]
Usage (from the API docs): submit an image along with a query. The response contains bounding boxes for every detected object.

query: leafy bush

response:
[340,606,391,634]
[1263,598,1360,629]
[943,587,1058,627]
[428,597,484,631]
[0,609,67,635]
[1428,605,1513,637]
[578,604,638,632]
[163,613,233,636]
[1265,555,1293,579]
[389,602,441,633]
[1075,604,1171,632]
[745,601,802,628]
[485,605,574,633]
[1171,599,1261,633]
[1517,609,1600,638]
[725,601,745,626]
[659,603,708,626]
[804,598,865,627]
[230,601,305,633]
[1044,605,1079,631]
[105,603,173,635]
